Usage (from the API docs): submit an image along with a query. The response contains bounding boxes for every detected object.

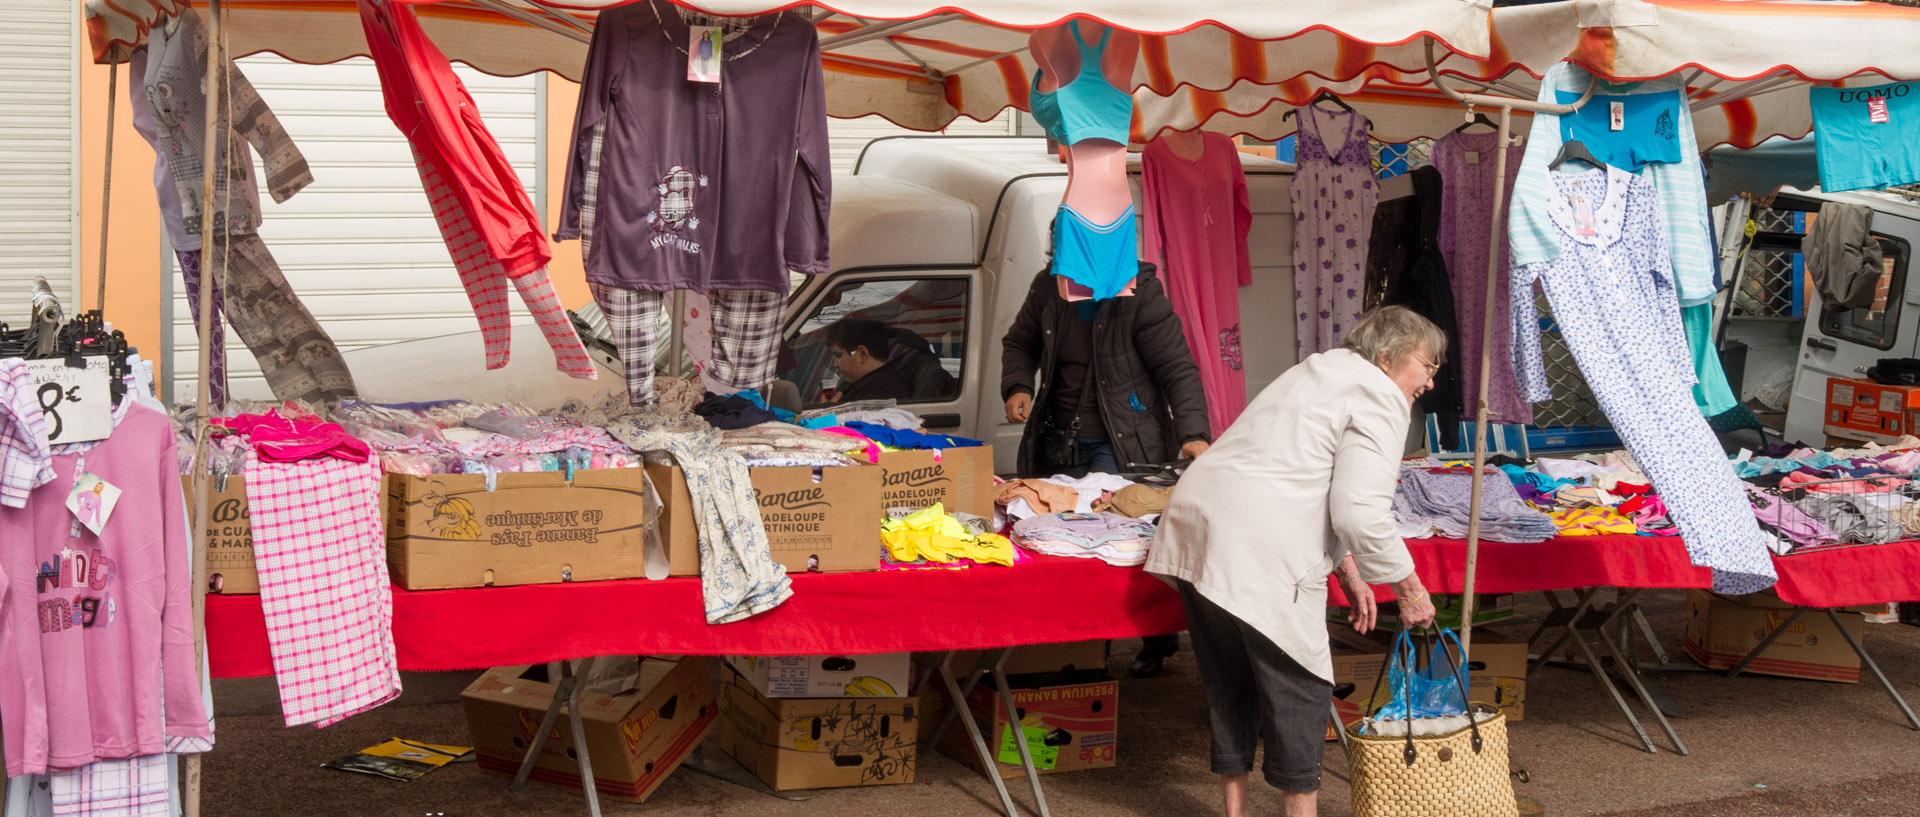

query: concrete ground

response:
[198,592,1920,816]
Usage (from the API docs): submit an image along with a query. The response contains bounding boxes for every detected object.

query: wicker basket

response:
[1346,703,1519,817]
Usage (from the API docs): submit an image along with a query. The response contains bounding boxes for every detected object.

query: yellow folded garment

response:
[1548,507,1637,536]
[878,503,1017,566]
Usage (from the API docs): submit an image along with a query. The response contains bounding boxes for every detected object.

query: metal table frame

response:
[1525,588,1689,755]
[919,647,1055,817]
[1727,605,1920,731]
[504,649,1060,817]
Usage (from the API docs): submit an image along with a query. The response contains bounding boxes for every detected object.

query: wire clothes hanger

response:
[1283,90,1375,130]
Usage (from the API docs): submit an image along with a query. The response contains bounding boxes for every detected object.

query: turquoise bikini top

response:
[1029,24,1132,146]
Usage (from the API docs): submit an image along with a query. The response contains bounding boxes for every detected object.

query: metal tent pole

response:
[1424,44,1596,656]
[185,2,226,815]
[95,61,117,313]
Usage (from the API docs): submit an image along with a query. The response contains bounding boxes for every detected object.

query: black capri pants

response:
[1176,579,1332,793]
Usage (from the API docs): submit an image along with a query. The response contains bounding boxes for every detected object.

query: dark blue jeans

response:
[1056,437,1118,478]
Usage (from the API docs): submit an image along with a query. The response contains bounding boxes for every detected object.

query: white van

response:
[1719,188,1920,446]
[776,136,1300,474]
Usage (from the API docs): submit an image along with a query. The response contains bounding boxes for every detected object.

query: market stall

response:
[18,1,1920,816]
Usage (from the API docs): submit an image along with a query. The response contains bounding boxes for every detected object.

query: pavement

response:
[194,592,1920,816]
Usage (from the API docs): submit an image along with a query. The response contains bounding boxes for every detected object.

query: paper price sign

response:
[24,358,112,444]
[998,723,1059,770]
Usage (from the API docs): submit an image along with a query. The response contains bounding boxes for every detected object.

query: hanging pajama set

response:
[1510,167,1776,594]
[1509,63,1735,417]
[1141,133,1254,438]
[357,0,595,381]
[139,13,358,405]
[1289,107,1378,361]
[557,2,831,405]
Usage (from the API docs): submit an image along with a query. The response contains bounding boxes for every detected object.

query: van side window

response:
[1820,235,1910,350]
[782,277,968,408]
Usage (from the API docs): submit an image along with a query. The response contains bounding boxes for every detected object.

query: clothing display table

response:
[203,554,1185,678]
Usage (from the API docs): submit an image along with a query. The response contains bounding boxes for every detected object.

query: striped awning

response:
[86,0,1499,132]
[1143,0,1920,150]
[85,0,1920,148]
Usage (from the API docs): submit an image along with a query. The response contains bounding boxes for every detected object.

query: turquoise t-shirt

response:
[1810,81,1920,193]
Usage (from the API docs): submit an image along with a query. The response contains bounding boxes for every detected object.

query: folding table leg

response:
[511,661,573,792]
[940,658,1024,817]
[1523,590,1568,649]
[989,649,1051,817]
[1567,629,1658,754]
[509,658,604,817]
[925,650,1000,751]
[1630,605,1670,666]
[1529,588,1603,680]
[1827,609,1920,730]
[1593,620,1688,755]
[1727,608,1806,679]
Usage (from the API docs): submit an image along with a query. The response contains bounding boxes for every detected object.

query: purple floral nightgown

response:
[1432,130,1533,425]
[1289,106,1378,362]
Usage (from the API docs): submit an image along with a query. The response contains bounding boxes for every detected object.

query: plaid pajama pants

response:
[412,146,597,380]
[47,756,170,817]
[245,457,401,728]
[588,286,782,406]
[577,122,781,404]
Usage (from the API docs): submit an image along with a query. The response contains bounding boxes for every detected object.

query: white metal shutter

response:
[0,0,79,323]
[827,112,1016,174]
[169,55,540,402]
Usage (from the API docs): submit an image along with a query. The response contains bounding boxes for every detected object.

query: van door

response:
[779,269,982,435]
[1782,202,1920,445]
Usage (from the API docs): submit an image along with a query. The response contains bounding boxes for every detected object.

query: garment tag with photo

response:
[1465,150,1480,165]
[66,473,122,537]
[1869,97,1891,124]
[688,26,722,83]
[1570,194,1598,237]
[1609,101,1625,131]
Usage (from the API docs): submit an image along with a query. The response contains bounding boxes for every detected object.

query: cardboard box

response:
[1683,589,1865,683]
[385,470,648,590]
[718,668,917,790]
[1436,632,1529,723]
[652,463,883,577]
[875,446,995,517]
[462,657,716,803]
[181,475,259,594]
[1825,377,1920,443]
[726,653,914,699]
[937,673,1119,778]
[938,641,1110,678]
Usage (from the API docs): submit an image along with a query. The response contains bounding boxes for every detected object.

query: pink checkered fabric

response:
[1,358,56,508]
[49,756,170,817]
[412,145,597,380]
[244,456,400,727]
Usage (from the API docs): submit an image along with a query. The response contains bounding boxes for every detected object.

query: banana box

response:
[935,671,1118,778]
[725,653,913,699]
[718,666,916,790]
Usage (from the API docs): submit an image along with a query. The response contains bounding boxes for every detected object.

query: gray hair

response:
[1340,305,1448,370]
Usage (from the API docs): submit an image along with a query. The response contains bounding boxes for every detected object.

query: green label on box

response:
[998,723,1059,769]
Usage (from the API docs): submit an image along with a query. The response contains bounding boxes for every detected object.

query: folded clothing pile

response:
[880,504,1018,569]
[1393,466,1557,543]
[1011,512,1157,567]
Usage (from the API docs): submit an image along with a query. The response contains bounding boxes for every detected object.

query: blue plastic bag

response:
[1365,629,1470,727]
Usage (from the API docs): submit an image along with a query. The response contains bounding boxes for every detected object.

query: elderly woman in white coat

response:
[1145,306,1441,817]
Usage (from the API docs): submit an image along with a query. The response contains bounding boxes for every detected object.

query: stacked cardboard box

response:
[461,657,714,803]
[652,463,885,576]
[717,659,917,790]
[1684,589,1869,682]
[386,469,649,590]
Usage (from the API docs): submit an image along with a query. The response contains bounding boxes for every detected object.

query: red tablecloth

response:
[206,554,1185,678]
[205,536,1920,679]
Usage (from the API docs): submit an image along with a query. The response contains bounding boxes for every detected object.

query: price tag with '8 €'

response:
[23,357,112,445]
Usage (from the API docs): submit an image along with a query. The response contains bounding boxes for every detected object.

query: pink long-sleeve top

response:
[1,403,211,776]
